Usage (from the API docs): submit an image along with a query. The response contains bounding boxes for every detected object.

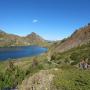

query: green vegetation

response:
[52,65,90,90]
[0,61,25,89]
[51,43,90,65]
[0,55,56,89]
[0,42,90,89]
[49,43,90,90]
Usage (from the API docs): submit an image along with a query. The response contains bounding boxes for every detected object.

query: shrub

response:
[0,62,25,89]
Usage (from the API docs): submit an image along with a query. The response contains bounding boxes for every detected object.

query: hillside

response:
[51,42,90,65]
[0,31,48,47]
[51,24,90,53]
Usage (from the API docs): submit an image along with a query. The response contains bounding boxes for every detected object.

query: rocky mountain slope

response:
[51,24,90,53]
[25,32,45,45]
[0,30,46,47]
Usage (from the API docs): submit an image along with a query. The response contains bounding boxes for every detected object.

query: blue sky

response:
[0,0,90,40]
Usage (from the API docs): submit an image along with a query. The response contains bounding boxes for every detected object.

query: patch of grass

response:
[52,66,90,90]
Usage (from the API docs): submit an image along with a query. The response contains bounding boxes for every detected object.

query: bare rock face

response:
[52,24,90,53]
[18,70,54,90]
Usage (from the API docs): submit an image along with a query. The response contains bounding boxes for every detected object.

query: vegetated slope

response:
[0,30,47,47]
[52,66,90,90]
[51,24,90,53]
[51,42,90,65]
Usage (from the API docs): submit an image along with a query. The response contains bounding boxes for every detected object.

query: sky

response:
[0,0,90,40]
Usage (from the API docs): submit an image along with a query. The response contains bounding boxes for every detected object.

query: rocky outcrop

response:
[18,70,54,90]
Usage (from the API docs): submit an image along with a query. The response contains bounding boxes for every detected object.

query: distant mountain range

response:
[0,24,90,49]
[51,24,90,53]
[0,30,46,47]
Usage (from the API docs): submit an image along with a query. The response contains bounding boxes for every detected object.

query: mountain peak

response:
[31,32,37,35]
[0,29,6,34]
[27,32,37,37]
[26,32,45,44]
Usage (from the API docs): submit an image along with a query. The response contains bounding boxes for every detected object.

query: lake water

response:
[0,46,47,61]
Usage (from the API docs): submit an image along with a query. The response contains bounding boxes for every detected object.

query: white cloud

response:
[32,19,38,23]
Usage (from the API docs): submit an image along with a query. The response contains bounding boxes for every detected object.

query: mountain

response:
[0,32,29,46]
[51,24,90,53]
[0,30,47,47]
[0,29,7,34]
[26,32,45,45]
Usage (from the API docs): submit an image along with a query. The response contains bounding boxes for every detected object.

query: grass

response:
[52,65,90,90]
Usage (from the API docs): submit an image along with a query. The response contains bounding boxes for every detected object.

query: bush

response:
[0,61,25,89]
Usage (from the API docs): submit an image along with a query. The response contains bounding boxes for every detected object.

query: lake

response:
[0,46,47,61]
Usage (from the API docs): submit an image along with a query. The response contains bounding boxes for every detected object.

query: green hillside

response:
[51,42,90,65]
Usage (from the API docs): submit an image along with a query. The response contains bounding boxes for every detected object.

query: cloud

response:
[32,19,38,23]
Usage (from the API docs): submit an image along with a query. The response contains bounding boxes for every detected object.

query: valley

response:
[0,24,90,90]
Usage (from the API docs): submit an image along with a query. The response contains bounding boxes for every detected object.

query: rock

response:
[18,70,54,90]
